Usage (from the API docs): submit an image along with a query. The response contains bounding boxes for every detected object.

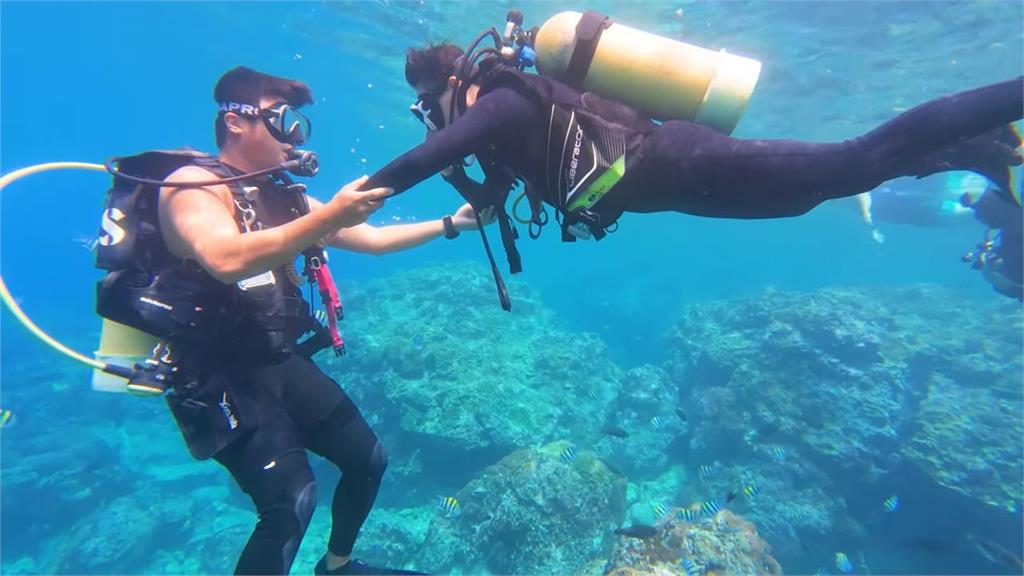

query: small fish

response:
[966,532,1024,570]
[699,464,715,477]
[438,496,460,518]
[689,437,702,450]
[601,424,629,438]
[0,409,12,428]
[653,503,670,518]
[834,552,853,574]
[651,415,663,428]
[700,500,721,517]
[588,389,600,400]
[882,495,899,512]
[771,446,787,461]
[786,509,808,523]
[679,501,703,521]
[614,524,659,539]
[675,408,688,422]
[73,235,99,252]
[681,558,706,576]
[411,334,424,347]
[560,446,577,463]
[743,485,761,498]
[725,489,739,503]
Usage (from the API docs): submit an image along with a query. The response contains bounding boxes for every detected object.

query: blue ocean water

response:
[1,1,1022,575]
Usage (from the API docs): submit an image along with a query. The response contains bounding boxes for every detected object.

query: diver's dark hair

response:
[405,44,465,93]
[214,66,313,148]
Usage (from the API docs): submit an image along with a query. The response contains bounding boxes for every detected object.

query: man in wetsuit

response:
[364,45,1022,249]
[159,67,486,575]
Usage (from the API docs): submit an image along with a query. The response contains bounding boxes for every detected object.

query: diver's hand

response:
[327,176,391,229]
[451,203,497,231]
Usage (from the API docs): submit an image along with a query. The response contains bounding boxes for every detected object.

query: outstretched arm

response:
[363,87,536,196]
[306,195,495,254]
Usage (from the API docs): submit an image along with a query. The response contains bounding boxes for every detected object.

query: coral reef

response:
[599,364,686,479]
[3,266,1020,576]
[664,285,1022,558]
[325,264,623,459]
[603,509,781,575]
[417,440,628,575]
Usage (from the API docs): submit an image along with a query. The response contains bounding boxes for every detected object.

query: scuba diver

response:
[853,171,994,243]
[853,174,1023,301]
[97,66,482,575]
[359,10,1024,309]
[960,186,1023,300]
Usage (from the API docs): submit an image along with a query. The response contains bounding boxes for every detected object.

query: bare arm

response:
[159,167,389,283]
[306,196,496,255]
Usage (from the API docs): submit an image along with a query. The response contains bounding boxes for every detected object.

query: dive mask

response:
[260,103,311,145]
[219,101,312,145]
[410,93,446,132]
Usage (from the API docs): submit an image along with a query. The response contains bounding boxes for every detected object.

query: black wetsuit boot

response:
[314,557,428,575]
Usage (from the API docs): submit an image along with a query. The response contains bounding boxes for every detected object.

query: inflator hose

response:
[0,162,109,370]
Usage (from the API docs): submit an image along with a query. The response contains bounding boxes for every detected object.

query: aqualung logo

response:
[567,125,584,189]
[99,208,126,247]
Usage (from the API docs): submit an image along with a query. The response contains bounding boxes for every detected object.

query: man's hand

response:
[451,203,497,231]
[327,175,392,229]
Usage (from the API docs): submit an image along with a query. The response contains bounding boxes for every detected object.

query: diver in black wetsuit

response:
[961,187,1024,300]
[150,67,467,575]
[364,45,1023,246]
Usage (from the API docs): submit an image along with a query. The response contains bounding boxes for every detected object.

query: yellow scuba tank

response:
[533,11,761,134]
[92,319,161,393]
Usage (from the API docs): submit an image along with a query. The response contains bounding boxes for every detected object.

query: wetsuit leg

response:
[265,353,386,558]
[303,397,387,558]
[214,433,317,575]
[619,77,1023,219]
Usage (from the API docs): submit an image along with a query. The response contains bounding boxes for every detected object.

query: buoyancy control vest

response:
[480,65,654,233]
[95,148,341,361]
[442,64,654,302]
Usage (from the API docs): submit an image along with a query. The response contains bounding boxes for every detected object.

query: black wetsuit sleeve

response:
[364,88,536,195]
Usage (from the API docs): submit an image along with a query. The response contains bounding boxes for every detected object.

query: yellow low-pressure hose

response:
[0,162,108,370]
